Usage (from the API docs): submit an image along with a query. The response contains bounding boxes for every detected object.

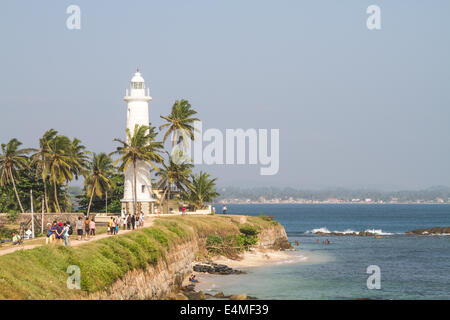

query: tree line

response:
[217,186,450,203]
[0,99,219,216]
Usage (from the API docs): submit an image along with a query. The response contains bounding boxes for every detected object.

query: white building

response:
[121,70,155,215]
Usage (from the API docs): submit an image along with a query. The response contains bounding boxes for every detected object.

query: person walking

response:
[89,219,96,237]
[222,205,227,214]
[108,217,113,235]
[50,221,58,244]
[57,222,65,244]
[123,215,127,230]
[111,218,116,235]
[45,223,52,245]
[63,222,71,246]
[131,215,136,230]
[76,217,83,241]
[127,214,131,230]
[140,213,145,228]
[84,218,90,240]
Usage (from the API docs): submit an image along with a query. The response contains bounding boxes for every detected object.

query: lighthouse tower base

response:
[121,200,155,216]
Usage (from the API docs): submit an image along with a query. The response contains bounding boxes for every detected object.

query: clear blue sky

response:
[0,1,449,190]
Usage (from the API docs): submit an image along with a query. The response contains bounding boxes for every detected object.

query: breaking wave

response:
[306,227,394,235]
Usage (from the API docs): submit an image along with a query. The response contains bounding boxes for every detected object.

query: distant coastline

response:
[216,201,450,205]
[215,186,450,205]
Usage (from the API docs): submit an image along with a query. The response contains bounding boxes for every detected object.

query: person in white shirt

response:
[140,213,145,228]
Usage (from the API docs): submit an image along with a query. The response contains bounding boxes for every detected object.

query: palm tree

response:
[182,171,219,210]
[69,138,89,180]
[46,135,73,213]
[155,152,194,213]
[160,99,199,149]
[30,129,58,213]
[0,139,33,213]
[111,124,164,214]
[84,153,114,217]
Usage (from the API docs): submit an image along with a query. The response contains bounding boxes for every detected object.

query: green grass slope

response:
[0,215,276,300]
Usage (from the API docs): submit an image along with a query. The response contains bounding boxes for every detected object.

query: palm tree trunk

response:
[9,168,25,213]
[53,180,61,213]
[87,183,96,218]
[41,160,50,213]
[160,186,168,214]
[133,161,137,215]
[167,187,171,214]
[171,131,176,148]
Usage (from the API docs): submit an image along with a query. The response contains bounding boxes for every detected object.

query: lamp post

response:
[30,189,35,238]
[41,198,44,234]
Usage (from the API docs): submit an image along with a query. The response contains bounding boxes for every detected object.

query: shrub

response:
[239,224,260,237]
[206,234,224,254]
[0,225,18,239]
[206,234,223,247]
[259,214,279,225]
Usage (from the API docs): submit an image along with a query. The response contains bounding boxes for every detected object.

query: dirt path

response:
[0,217,155,257]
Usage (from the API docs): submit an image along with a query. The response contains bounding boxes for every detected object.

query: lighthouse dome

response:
[131,71,145,83]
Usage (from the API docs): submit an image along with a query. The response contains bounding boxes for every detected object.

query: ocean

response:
[204,204,450,299]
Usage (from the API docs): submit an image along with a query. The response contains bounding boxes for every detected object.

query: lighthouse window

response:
[132,82,144,89]
[141,185,145,193]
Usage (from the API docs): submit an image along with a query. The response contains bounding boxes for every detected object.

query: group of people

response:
[210,205,227,215]
[43,217,94,245]
[46,221,73,246]
[74,217,96,241]
[16,212,148,248]
[108,212,145,235]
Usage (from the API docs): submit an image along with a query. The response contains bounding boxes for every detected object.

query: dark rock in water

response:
[184,284,196,292]
[175,293,189,300]
[272,238,293,250]
[193,262,246,275]
[406,227,450,235]
[230,294,247,300]
[182,290,207,300]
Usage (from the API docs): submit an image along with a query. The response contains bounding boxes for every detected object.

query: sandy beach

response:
[183,247,333,298]
[212,248,307,268]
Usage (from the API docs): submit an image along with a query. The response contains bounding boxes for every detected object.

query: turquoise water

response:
[208,204,450,299]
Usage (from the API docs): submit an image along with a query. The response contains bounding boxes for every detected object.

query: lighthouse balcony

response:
[124,88,152,101]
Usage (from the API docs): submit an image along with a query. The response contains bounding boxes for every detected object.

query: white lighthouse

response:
[121,70,155,215]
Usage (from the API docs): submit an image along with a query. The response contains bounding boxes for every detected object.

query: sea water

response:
[204,204,450,299]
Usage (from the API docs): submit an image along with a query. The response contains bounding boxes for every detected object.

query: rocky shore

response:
[193,262,245,275]
[406,226,450,235]
[176,283,257,300]
[172,261,253,300]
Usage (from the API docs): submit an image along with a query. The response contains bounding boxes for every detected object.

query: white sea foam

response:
[307,227,394,235]
[364,229,393,235]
